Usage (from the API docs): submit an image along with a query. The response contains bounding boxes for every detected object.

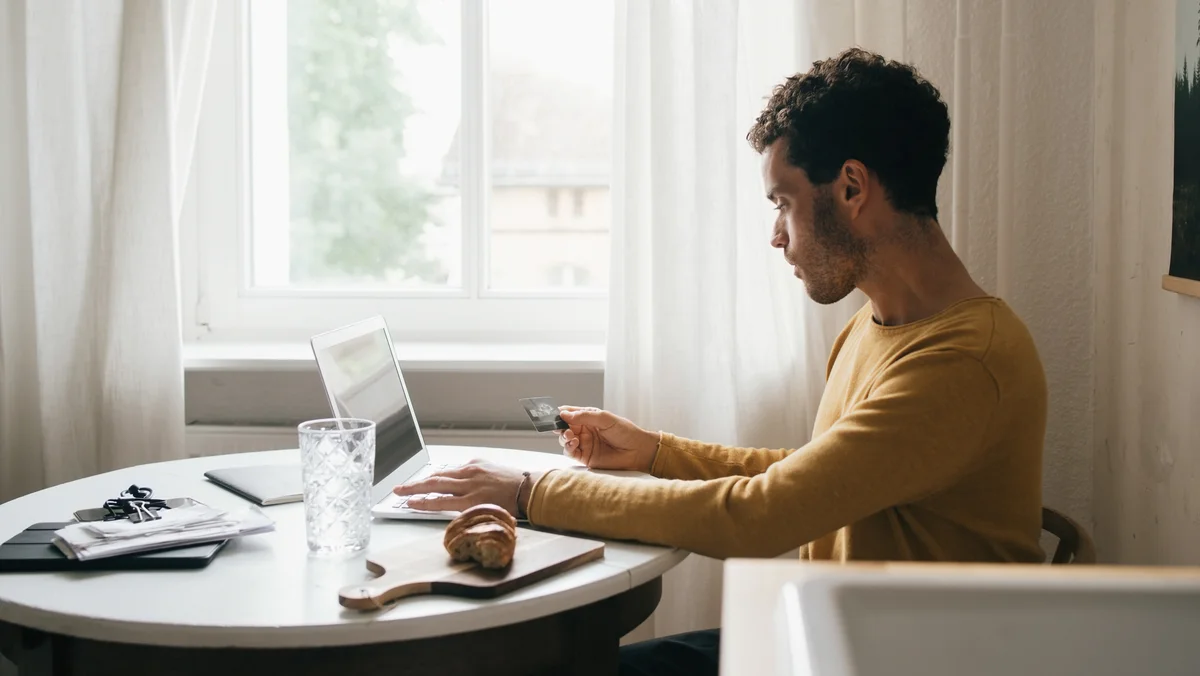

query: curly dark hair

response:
[747,48,950,220]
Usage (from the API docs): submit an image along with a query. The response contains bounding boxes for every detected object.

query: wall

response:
[900,0,1097,531]
[980,0,1096,530]
[1093,0,1200,563]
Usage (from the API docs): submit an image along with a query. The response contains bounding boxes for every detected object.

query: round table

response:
[0,446,687,676]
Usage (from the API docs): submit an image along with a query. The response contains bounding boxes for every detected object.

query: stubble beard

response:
[800,188,868,305]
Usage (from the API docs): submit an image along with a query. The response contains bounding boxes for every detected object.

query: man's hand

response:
[556,406,660,473]
[392,460,541,517]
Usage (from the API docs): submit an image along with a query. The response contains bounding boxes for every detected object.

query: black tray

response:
[0,522,228,572]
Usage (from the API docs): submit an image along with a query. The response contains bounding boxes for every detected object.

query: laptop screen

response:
[312,325,423,484]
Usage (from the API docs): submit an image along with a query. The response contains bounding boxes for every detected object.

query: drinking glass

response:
[298,418,376,555]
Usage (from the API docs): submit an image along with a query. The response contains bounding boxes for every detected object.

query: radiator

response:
[184,424,562,458]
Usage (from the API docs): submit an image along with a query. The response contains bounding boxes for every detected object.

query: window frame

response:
[182,0,608,344]
[572,187,586,217]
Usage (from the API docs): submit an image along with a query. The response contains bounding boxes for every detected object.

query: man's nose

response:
[770,228,787,249]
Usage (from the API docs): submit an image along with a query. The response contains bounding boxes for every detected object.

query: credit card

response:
[519,396,570,433]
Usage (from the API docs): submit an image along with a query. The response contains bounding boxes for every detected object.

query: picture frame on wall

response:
[1166,0,1200,298]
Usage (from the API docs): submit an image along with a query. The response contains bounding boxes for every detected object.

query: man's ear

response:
[838,160,870,219]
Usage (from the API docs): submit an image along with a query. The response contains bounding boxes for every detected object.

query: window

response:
[547,263,592,288]
[184,0,612,344]
[572,188,586,218]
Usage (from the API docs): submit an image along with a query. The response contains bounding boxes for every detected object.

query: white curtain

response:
[608,0,864,637]
[610,0,1097,637]
[0,0,216,502]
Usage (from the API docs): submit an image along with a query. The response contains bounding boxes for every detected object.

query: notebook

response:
[203,464,303,506]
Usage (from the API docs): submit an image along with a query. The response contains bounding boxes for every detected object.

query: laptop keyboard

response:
[387,463,459,511]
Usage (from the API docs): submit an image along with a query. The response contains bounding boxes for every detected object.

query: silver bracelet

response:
[515,471,532,520]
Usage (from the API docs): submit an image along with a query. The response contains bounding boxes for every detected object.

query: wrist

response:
[641,430,663,473]
[518,471,542,519]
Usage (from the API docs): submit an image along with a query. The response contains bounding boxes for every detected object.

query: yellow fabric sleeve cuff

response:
[526,468,557,526]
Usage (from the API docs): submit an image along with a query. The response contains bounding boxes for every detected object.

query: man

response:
[393,48,1047,675]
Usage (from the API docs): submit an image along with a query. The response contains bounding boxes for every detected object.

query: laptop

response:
[310,316,461,521]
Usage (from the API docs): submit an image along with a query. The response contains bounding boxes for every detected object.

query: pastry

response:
[447,523,516,568]
[458,504,517,529]
[443,503,517,569]
[469,524,515,569]
[443,504,516,548]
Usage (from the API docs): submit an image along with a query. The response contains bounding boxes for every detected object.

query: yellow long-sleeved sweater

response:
[527,297,1047,563]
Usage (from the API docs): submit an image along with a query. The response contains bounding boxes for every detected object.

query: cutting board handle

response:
[338,571,434,610]
[338,531,605,611]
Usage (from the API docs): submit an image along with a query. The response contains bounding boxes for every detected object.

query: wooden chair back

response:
[1042,506,1096,564]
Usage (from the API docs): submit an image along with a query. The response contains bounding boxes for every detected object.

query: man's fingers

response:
[576,441,593,467]
[393,477,468,496]
[562,438,582,461]
[554,419,597,464]
[434,466,471,479]
[579,427,596,448]
[406,493,473,512]
[425,462,488,480]
[558,407,614,430]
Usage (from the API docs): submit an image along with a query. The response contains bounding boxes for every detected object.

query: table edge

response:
[0,447,688,647]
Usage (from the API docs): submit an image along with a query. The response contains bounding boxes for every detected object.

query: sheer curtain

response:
[607,0,865,638]
[0,0,216,502]
[609,0,1096,638]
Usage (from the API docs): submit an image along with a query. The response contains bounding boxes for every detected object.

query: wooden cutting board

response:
[338,527,605,610]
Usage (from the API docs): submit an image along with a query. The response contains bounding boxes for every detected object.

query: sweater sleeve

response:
[649,434,794,481]
[527,351,1000,559]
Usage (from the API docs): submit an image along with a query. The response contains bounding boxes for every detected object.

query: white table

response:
[0,447,687,676]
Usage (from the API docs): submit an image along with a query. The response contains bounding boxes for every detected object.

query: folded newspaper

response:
[53,504,276,561]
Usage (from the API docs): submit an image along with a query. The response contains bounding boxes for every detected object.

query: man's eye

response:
[774,203,786,212]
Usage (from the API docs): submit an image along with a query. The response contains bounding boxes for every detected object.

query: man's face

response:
[761,139,867,304]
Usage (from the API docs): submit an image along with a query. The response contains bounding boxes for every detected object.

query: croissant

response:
[444,504,517,569]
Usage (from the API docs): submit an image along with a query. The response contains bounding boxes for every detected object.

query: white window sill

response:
[182,341,606,374]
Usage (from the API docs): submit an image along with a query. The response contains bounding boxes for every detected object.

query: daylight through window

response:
[253,0,613,294]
